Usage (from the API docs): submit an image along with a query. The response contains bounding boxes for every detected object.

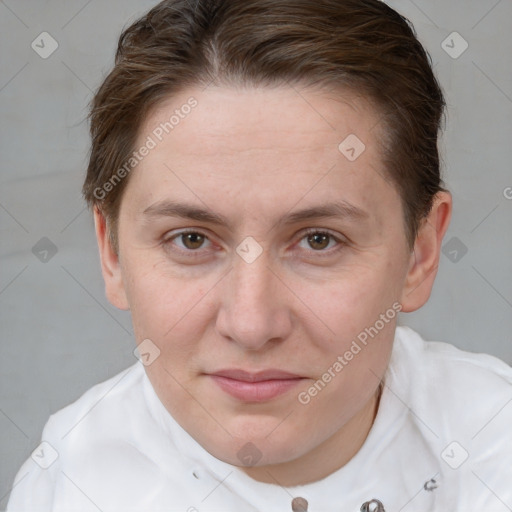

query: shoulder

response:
[393,325,512,394]
[391,326,512,460]
[386,327,512,506]
[390,326,512,444]
[40,362,150,462]
[46,362,146,435]
[6,363,150,510]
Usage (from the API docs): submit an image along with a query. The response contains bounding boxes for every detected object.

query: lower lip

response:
[209,375,304,402]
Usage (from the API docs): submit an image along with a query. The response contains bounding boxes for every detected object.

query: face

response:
[96,84,449,485]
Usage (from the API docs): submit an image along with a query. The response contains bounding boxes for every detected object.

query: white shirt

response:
[6,326,512,511]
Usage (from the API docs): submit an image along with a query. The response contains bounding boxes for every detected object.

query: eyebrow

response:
[141,199,369,230]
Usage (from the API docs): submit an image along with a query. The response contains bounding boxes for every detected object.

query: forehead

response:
[123,84,400,228]
[143,84,378,154]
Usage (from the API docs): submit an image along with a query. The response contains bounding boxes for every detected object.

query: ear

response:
[93,206,130,311]
[400,191,452,312]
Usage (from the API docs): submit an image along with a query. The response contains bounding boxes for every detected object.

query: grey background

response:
[0,0,511,507]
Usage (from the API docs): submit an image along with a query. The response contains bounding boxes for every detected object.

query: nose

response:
[215,246,292,351]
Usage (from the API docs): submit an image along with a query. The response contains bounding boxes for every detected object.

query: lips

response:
[210,368,303,382]
[207,368,305,402]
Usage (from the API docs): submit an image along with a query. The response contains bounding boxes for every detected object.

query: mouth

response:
[206,369,306,403]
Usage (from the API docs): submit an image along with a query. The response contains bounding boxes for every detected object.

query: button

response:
[291,497,308,511]
[360,498,386,512]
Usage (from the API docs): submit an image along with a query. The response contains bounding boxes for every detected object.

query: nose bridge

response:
[233,248,274,307]
[217,243,288,349]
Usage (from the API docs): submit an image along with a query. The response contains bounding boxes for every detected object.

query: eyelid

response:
[301,227,345,241]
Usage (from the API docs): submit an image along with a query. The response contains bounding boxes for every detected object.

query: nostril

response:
[291,496,308,511]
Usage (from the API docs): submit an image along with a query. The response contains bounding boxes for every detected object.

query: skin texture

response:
[93,84,452,486]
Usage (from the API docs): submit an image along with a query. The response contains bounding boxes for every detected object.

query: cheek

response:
[122,257,193,341]
[122,256,221,378]
[293,263,402,340]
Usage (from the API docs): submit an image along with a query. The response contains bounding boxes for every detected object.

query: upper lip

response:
[208,369,303,382]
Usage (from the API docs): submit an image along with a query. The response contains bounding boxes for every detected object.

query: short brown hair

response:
[82,0,446,253]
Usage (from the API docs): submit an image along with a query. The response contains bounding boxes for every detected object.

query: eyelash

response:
[162,228,346,258]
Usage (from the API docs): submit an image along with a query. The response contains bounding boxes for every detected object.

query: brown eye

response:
[306,232,331,251]
[298,229,342,253]
[164,230,212,255]
[180,232,206,250]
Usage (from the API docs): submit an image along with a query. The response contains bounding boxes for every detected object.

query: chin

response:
[210,430,306,468]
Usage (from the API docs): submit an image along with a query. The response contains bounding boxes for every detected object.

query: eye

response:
[297,228,345,254]
[163,229,212,255]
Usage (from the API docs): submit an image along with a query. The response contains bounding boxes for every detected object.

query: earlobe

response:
[400,191,452,312]
[93,206,130,311]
